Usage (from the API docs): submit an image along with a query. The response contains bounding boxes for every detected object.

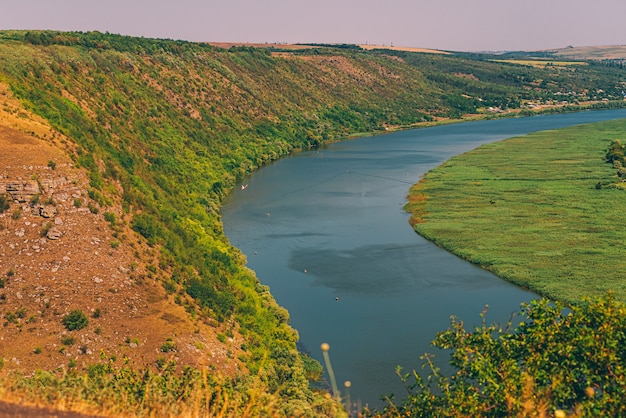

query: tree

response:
[374,294,626,417]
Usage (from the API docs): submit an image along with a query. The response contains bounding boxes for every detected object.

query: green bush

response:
[61,336,75,346]
[376,294,626,417]
[0,194,9,213]
[160,337,176,353]
[103,211,116,226]
[62,310,89,331]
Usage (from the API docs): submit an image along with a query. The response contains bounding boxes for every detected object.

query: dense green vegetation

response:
[1,30,626,414]
[371,49,626,117]
[374,294,626,417]
[406,118,626,304]
[605,138,626,185]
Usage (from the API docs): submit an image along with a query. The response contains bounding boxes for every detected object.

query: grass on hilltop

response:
[406,118,626,304]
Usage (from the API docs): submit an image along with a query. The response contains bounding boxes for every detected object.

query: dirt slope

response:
[0,83,244,377]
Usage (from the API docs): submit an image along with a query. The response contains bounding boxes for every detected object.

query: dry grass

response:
[492,59,588,68]
[0,369,292,418]
[358,44,449,54]
[547,45,626,60]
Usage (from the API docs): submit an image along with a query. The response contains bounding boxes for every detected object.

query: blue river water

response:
[221,109,626,408]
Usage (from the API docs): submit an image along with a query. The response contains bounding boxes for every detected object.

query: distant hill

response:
[547,45,626,61]
[493,45,626,62]
[208,42,449,55]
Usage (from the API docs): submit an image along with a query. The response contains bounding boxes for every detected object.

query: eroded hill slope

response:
[0,83,243,376]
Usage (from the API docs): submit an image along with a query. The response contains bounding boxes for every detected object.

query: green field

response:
[406,118,626,304]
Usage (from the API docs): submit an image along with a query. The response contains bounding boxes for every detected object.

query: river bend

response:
[221,109,626,407]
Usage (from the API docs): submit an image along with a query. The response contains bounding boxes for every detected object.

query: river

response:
[221,109,626,408]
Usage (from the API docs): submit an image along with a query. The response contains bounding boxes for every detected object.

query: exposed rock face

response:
[0,180,40,202]
[39,204,57,218]
[46,226,62,240]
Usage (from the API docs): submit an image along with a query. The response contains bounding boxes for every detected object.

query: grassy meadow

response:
[406,118,626,304]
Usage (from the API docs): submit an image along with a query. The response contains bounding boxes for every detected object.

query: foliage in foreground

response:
[372,294,626,417]
[0,359,343,418]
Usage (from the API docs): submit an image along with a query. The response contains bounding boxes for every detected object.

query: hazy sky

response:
[2,0,625,52]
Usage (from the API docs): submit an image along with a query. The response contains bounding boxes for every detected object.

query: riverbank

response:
[406,117,626,304]
[336,100,626,144]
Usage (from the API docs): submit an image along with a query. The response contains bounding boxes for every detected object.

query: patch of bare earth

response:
[0,83,245,379]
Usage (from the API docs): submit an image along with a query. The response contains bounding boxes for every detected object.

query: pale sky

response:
[1,0,625,52]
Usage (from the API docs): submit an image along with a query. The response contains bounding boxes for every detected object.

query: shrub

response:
[103,211,116,226]
[131,213,162,242]
[40,222,53,237]
[61,336,75,346]
[160,337,176,353]
[0,194,9,213]
[15,307,26,318]
[4,312,17,324]
[87,202,99,214]
[62,309,89,331]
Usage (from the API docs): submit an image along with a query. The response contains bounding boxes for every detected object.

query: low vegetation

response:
[0,360,345,417]
[61,310,89,331]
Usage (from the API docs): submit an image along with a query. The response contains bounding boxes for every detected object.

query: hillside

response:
[0,30,625,415]
[0,82,244,376]
[548,45,626,61]
[493,45,626,64]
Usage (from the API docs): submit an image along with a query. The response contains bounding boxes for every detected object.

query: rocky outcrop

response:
[39,204,57,218]
[0,179,40,202]
[46,226,62,240]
